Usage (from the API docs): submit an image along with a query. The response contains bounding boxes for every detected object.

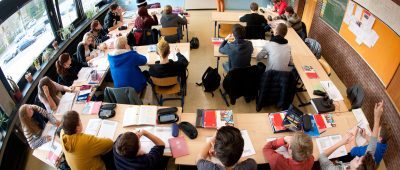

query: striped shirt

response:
[23,105,57,149]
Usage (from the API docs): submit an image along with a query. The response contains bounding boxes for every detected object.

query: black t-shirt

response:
[148,52,189,78]
[239,13,268,26]
[104,11,121,30]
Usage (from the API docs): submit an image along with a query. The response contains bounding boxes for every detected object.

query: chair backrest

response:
[318,58,332,76]
[160,27,178,36]
[301,22,308,40]
[150,76,179,86]
[104,87,143,105]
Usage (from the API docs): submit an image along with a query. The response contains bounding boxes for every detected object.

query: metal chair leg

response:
[219,89,230,107]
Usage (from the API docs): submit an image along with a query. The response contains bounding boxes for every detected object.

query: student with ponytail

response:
[55,53,80,86]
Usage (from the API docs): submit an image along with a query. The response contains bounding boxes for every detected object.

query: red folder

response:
[203,110,216,128]
[273,113,285,131]
[314,114,327,129]
[169,136,189,158]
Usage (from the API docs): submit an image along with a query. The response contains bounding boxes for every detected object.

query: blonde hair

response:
[19,104,41,135]
[115,36,128,49]
[82,32,94,44]
[157,37,170,58]
[290,132,313,161]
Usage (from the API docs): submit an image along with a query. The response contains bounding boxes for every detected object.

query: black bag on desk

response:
[98,104,116,119]
[311,96,335,113]
[347,84,364,109]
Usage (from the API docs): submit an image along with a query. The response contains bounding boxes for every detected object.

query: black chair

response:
[221,64,265,106]
[256,69,297,111]
[127,28,159,46]
[104,87,143,105]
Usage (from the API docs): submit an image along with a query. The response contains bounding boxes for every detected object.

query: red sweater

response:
[263,138,314,170]
[274,0,288,15]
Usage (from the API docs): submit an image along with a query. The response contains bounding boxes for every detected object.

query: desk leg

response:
[186,24,189,42]
[214,21,217,37]
[216,57,220,70]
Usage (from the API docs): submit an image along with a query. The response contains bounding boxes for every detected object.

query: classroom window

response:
[82,0,102,13]
[0,0,55,82]
[58,0,79,27]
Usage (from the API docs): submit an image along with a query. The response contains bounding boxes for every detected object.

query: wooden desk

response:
[212,11,349,113]
[32,104,183,166]
[211,9,278,37]
[175,112,358,165]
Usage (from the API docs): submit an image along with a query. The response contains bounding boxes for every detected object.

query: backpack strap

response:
[196,67,213,86]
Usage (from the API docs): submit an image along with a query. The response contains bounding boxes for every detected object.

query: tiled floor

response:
[24,10,350,170]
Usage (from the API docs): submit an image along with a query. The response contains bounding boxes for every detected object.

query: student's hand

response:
[117,7,124,15]
[225,34,233,41]
[175,47,180,53]
[374,101,384,120]
[361,128,369,139]
[56,120,61,127]
[45,135,52,142]
[150,11,157,16]
[341,132,355,145]
[349,126,358,137]
[43,85,50,95]
[283,136,293,144]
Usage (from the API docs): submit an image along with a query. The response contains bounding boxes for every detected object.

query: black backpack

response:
[347,84,364,110]
[196,67,221,96]
[190,37,200,49]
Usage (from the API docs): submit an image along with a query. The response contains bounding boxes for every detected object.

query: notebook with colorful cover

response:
[76,85,92,102]
[302,65,319,79]
[268,111,289,133]
[196,109,234,129]
[82,101,102,115]
[169,136,189,158]
[304,115,320,137]
[313,114,335,130]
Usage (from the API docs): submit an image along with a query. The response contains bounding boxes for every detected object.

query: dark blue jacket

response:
[108,50,147,92]
[219,39,253,72]
[350,143,387,164]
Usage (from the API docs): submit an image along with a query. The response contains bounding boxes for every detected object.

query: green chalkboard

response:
[320,0,348,32]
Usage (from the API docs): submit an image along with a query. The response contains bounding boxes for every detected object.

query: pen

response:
[320,130,327,135]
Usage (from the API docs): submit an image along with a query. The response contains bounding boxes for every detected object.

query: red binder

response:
[203,110,216,128]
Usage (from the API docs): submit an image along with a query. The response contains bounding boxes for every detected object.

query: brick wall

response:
[309,0,400,168]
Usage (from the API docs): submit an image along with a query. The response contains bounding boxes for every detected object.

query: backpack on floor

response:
[196,67,221,96]
[190,37,200,49]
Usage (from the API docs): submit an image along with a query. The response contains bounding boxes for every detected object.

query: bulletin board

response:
[339,1,400,87]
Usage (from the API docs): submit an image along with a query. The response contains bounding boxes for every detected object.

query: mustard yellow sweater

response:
[61,130,113,170]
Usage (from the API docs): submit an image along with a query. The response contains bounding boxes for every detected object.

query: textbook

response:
[268,111,290,133]
[320,81,344,101]
[196,109,234,129]
[76,85,93,102]
[37,123,62,167]
[205,130,255,157]
[55,92,76,115]
[123,105,158,127]
[82,101,102,115]
[211,38,224,45]
[316,135,347,159]
[313,114,335,130]
[266,137,290,158]
[85,119,118,140]
[302,65,319,79]
[137,126,173,153]
[169,136,189,158]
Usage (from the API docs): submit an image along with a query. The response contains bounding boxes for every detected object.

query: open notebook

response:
[316,134,347,159]
[123,106,158,127]
[85,119,118,140]
[136,126,173,153]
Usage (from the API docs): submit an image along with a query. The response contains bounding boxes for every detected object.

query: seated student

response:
[136,0,148,8]
[108,36,147,93]
[76,32,97,67]
[219,24,253,72]
[56,53,80,86]
[239,2,269,39]
[272,0,288,15]
[263,132,314,170]
[197,126,257,170]
[18,104,60,149]
[256,23,293,72]
[90,20,110,47]
[104,3,123,32]
[113,130,167,170]
[350,123,389,165]
[276,6,303,38]
[61,111,113,170]
[319,101,384,170]
[38,76,73,112]
[135,6,158,30]
[149,37,188,82]
[160,5,188,42]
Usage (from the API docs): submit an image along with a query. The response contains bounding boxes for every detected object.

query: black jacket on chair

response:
[256,69,297,111]
[223,63,265,105]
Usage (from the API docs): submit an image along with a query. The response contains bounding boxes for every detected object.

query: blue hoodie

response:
[108,49,147,92]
